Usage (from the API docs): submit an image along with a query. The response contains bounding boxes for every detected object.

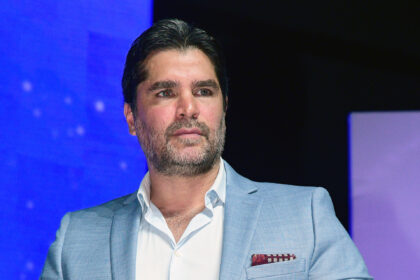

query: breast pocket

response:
[245,258,306,279]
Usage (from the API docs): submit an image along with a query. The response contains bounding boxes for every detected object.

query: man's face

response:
[124,48,226,176]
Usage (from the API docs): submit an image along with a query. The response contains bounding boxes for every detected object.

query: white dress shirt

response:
[135,160,226,280]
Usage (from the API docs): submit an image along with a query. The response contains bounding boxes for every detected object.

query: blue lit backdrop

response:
[0,1,152,278]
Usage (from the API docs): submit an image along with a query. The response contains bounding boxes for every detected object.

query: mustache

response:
[165,119,210,139]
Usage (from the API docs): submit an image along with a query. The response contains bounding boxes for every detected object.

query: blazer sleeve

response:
[309,187,373,280]
[40,212,71,280]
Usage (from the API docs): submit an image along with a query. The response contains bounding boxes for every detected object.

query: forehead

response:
[142,48,218,83]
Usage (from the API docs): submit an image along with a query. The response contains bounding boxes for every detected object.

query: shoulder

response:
[255,181,320,197]
[254,182,333,222]
[224,160,326,204]
[54,192,138,255]
[65,192,136,223]
[255,181,331,206]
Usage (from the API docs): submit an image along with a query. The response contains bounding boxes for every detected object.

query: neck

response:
[148,158,221,216]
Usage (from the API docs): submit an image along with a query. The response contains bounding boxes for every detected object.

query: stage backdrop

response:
[0,1,152,278]
[350,112,420,279]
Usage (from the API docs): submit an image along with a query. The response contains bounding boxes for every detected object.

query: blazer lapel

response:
[110,193,141,280]
[219,162,263,280]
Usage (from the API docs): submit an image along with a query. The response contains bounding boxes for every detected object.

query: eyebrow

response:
[147,79,220,92]
[147,80,179,92]
[192,79,220,90]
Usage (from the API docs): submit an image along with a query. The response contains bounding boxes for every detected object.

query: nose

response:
[176,92,199,120]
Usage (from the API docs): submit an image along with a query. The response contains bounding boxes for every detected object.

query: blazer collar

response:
[219,161,263,280]
[109,161,262,280]
[110,192,141,280]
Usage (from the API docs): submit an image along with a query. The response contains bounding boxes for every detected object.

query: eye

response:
[156,89,173,97]
[196,88,213,96]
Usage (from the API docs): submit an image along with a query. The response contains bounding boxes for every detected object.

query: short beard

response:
[135,116,225,176]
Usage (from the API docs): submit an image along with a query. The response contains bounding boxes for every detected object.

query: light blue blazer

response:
[41,161,372,279]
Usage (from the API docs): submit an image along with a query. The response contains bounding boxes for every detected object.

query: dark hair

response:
[122,19,228,112]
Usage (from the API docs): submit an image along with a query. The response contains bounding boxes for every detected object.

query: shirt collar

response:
[137,158,226,212]
[205,159,226,207]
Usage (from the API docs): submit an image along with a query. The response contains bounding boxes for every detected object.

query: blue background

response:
[0,1,152,278]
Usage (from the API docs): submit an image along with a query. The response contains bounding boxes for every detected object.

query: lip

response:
[172,128,202,136]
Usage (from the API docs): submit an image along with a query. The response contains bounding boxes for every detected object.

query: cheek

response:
[200,105,224,129]
[141,107,174,132]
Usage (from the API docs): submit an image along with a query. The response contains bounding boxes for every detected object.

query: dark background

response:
[154,0,420,230]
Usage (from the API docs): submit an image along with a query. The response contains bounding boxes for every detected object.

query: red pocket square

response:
[251,254,296,266]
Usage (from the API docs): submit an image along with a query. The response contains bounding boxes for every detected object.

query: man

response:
[41,19,372,279]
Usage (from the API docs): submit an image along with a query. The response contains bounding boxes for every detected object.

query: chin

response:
[152,145,220,176]
[173,150,208,164]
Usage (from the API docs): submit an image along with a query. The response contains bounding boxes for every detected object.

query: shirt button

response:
[174,250,181,257]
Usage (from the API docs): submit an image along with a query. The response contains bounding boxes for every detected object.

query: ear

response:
[124,103,137,136]
[224,96,229,112]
